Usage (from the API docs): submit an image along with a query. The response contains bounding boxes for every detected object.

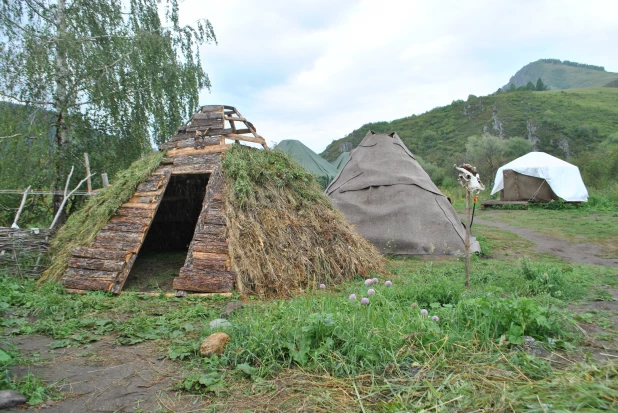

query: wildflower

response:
[420,309,428,316]
[349,294,357,302]
[411,303,418,309]
[368,288,375,296]
[372,277,379,285]
[319,284,326,289]
[361,297,370,305]
[385,281,392,287]
[364,279,373,287]
[432,315,440,322]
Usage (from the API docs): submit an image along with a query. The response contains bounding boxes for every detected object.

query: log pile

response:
[0,227,52,277]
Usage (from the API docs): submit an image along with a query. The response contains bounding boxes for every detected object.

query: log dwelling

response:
[61,105,267,295]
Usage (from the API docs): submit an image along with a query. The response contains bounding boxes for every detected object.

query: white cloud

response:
[178,0,618,153]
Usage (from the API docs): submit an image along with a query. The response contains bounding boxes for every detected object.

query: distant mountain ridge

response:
[503,59,618,90]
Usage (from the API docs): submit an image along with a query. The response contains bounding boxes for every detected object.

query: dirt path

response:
[472,217,618,267]
[6,336,195,412]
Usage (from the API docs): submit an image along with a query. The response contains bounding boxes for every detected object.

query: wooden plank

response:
[72,247,130,261]
[101,222,147,233]
[110,254,138,294]
[129,196,156,204]
[185,126,225,135]
[188,118,224,130]
[192,112,223,120]
[200,105,224,113]
[96,230,143,243]
[69,257,126,272]
[176,136,220,149]
[224,116,245,122]
[152,165,173,175]
[133,189,165,197]
[136,176,165,192]
[166,144,232,157]
[200,224,226,237]
[172,153,221,166]
[63,277,115,291]
[222,134,266,145]
[90,240,140,252]
[191,258,228,271]
[121,202,158,210]
[205,213,226,226]
[192,240,228,255]
[171,164,215,175]
[173,273,234,293]
[113,208,154,219]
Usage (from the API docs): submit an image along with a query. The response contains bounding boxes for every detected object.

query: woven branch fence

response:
[0,227,52,277]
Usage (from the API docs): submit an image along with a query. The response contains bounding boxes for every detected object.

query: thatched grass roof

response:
[223,145,384,296]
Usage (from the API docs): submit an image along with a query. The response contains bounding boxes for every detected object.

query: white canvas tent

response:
[491,152,588,202]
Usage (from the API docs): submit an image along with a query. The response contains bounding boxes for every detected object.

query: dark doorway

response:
[124,174,209,291]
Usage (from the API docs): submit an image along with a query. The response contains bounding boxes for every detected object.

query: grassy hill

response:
[503,59,618,90]
[321,88,618,171]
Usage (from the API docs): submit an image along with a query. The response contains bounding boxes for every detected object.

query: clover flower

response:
[319,284,326,289]
[420,309,428,316]
[349,294,357,302]
[364,279,373,287]
[385,281,392,287]
[432,315,440,322]
[372,277,379,285]
[411,303,418,309]
[367,288,375,296]
[361,297,370,305]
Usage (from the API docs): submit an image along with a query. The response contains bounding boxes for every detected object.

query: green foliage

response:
[506,59,617,90]
[41,151,163,283]
[520,258,569,298]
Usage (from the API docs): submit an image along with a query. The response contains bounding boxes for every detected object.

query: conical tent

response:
[275,140,338,185]
[326,131,466,255]
[331,152,350,171]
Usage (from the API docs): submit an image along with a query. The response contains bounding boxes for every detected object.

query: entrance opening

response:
[124,174,210,292]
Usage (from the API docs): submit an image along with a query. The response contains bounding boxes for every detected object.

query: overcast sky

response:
[178,0,618,153]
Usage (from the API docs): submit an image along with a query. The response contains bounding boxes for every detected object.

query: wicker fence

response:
[0,227,52,277]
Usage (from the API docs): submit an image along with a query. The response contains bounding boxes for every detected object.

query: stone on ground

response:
[0,390,26,409]
[200,332,230,357]
[209,318,232,328]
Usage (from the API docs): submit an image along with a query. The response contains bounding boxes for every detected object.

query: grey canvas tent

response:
[275,140,338,186]
[326,131,466,255]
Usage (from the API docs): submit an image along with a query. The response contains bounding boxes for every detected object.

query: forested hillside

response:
[321,88,618,187]
[503,59,618,90]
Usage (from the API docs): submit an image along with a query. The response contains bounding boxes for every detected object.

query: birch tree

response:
[0,0,215,221]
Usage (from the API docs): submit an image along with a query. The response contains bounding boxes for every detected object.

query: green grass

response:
[505,60,618,90]
[2,209,618,410]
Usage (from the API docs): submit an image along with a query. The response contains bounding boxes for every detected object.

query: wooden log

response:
[152,165,173,175]
[133,189,165,197]
[205,213,226,226]
[192,112,223,120]
[170,164,214,175]
[192,240,228,255]
[110,254,138,294]
[173,153,221,166]
[161,157,175,164]
[129,196,156,204]
[63,276,115,291]
[166,144,232,157]
[222,134,266,145]
[69,257,126,272]
[114,208,155,219]
[224,116,245,122]
[191,259,227,271]
[173,273,234,293]
[136,176,165,192]
[91,239,140,252]
[72,247,130,261]
[101,173,109,188]
[200,105,224,113]
[96,230,143,243]
[121,202,158,210]
[101,222,147,233]
[199,224,226,237]
[188,118,224,129]
[66,289,233,297]
[176,136,220,149]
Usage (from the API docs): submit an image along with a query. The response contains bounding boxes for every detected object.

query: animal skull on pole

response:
[454,164,485,287]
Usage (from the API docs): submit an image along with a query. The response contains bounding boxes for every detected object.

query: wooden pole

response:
[84,153,92,193]
[11,186,31,229]
[101,173,109,188]
[49,167,94,230]
[465,189,471,288]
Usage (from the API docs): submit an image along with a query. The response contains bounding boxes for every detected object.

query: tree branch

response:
[0,91,55,107]
[49,167,95,230]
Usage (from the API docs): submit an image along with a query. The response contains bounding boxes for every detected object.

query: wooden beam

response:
[224,116,246,122]
[222,134,266,145]
[121,202,158,210]
[166,144,232,157]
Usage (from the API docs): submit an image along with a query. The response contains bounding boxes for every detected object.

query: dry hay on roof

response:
[223,145,384,297]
